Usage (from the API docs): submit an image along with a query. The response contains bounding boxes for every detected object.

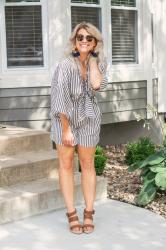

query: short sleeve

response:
[97,61,108,90]
[50,60,72,120]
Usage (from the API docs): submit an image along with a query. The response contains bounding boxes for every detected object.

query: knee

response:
[59,157,73,171]
[79,158,94,171]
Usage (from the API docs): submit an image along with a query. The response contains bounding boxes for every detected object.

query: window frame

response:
[1,0,49,72]
[71,0,102,8]
[110,0,138,65]
[70,0,102,31]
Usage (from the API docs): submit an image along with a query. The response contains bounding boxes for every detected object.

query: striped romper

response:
[50,56,108,147]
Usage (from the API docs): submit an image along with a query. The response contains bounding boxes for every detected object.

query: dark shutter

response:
[111,9,137,63]
[71,6,101,31]
[5,5,43,67]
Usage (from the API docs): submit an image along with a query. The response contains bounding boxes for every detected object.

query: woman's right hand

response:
[62,127,75,146]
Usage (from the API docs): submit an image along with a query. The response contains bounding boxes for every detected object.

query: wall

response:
[0,80,147,130]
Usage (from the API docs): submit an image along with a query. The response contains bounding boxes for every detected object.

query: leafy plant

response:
[78,146,107,176]
[95,145,104,155]
[128,148,166,206]
[125,137,156,165]
[95,146,107,175]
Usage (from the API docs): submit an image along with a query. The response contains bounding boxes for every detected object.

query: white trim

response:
[101,0,112,65]
[71,3,101,8]
[111,6,137,10]
[151,11,158,76]
[5,2,41,6]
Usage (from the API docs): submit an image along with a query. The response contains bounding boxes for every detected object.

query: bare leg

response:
[56,144,82,233]
[77,145,96,232]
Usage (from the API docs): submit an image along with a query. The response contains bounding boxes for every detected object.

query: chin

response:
[79,49,91,54]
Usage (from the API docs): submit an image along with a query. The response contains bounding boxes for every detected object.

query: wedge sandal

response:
[83,209,95,234]
[66,209,83,234]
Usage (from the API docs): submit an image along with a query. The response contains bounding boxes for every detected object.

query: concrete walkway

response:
[0,199,165,250]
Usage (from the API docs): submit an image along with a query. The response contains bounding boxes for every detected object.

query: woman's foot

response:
[83,209,95,234]
[66,209,83,234]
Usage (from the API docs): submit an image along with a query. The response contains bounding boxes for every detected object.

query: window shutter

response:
[111,9,137,63]
[5,5,43,67]
[111,0,136,7]
[71,6,101,30]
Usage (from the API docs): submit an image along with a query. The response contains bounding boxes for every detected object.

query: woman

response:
[50,22,108,234]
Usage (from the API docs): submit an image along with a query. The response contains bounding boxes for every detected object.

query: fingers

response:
[62,135,75,146]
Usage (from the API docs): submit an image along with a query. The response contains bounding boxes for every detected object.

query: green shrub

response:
[95,154,107,176]
[78,145,107,176]
[128,148,166,206]
[125,137,156,165]
[95,145,104,155]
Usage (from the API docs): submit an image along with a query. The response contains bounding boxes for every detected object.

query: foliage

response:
[128,148,166,206]
[125,137,156,165]
[78,146,107,176]
[94,146,107,175]
[95,145,104,155]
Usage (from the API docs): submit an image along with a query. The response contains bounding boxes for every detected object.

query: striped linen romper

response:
[50,56,108,147]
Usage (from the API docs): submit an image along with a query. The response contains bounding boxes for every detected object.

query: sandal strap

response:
[66,209,76,218]
[84,209,95,215]
[83,224,94,229]
[84,214,93,220]
[68,215,79,223]
[70,224,83,230]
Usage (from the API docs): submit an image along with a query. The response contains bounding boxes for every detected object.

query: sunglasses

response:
[76,34,96,42]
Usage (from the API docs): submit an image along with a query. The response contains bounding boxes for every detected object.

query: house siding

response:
[0,80,147,130]
[98,81,147,124]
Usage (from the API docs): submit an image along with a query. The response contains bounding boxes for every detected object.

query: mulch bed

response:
[102,145,166,219]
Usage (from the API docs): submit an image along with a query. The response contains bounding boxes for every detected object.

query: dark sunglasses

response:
[76,34,95,42]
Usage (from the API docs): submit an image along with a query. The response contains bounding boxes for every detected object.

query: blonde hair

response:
[63,22,105,64]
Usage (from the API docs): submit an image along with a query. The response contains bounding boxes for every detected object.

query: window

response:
[71,0,101,31]
[111,0,138,64]
[5,0,43,67]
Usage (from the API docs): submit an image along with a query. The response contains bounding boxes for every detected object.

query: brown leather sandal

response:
[83,209,95,234]
[66,209,83,234]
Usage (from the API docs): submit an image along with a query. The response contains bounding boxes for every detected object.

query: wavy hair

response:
[63,22,105,64]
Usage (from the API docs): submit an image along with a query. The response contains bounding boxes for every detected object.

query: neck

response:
[78,53,89,66]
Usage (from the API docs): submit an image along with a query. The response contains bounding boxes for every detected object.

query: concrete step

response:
[0,173,107,224]
[0,125,52,155]
[0,150,78,186]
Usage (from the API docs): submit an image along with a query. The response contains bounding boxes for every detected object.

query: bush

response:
[95,154,107,175]
[128,147,166,206]
[78,146,107,176]
[125,137,156,165]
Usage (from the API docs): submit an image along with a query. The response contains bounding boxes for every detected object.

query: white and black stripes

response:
[50,56,108,147]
